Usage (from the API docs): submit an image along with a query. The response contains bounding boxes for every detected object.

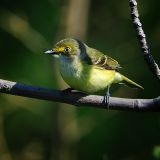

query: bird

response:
[45,38,143,104]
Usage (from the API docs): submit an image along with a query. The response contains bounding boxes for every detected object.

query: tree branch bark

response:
[0,79,159,111]
[129,0,160,80]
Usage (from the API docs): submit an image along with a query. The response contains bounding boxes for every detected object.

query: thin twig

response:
[129,0,160,79]
[0,79,159,111]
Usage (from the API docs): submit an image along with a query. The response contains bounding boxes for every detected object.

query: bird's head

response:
[45,38,81,59]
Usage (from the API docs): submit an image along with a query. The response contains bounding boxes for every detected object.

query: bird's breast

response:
[58,57,118,94]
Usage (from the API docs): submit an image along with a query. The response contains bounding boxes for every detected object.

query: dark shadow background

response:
[0,0,160,160]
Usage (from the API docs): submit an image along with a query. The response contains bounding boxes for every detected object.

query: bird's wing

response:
[85,47,121,70]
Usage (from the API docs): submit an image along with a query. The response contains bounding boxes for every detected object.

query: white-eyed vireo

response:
[45,38,143,104]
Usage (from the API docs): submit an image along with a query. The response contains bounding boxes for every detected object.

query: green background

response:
[0,0,160,160]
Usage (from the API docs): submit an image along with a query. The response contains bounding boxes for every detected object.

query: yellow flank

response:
[59,61,117,94]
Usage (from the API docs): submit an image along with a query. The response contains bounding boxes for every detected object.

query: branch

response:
[129,0,160,80]
[0,79,159,111]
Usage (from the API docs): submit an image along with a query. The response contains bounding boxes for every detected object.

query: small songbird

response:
[45,38,143,104]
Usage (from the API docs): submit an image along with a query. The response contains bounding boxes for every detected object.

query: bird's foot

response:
[62,88,74,94]
[103,94,110,108]
[103,86,110,108]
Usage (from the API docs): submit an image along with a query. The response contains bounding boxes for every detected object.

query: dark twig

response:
[129,0,160,79]
[0,79,160,111]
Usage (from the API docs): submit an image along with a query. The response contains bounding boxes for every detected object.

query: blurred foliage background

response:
[0,0,160,159]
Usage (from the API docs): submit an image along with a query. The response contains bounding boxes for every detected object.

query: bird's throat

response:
[59,56,84,88]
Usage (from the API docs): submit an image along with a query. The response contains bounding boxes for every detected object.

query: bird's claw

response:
[103,94,110,108]
[103,86,110,108]
[62,88,74,94]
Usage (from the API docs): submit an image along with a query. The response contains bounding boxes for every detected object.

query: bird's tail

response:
[120,74,144,89]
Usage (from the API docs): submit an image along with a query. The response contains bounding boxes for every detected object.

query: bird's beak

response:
[44,49,56,55]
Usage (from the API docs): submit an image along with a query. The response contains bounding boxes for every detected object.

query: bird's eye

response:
[64,47,71,53]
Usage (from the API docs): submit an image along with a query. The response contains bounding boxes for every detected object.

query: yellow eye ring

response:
[64,47,71,53]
